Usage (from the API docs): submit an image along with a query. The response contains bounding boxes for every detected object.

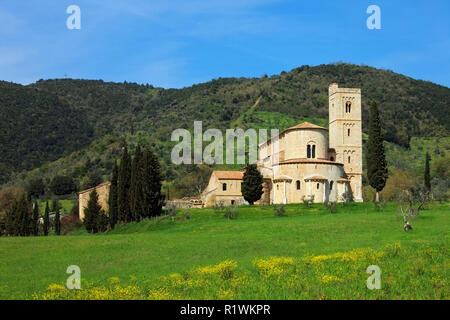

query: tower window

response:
[222,183,227,191]
[330,181,334,191]
[296,180,301,190]
[346,102,352,113]
[307,144,316,159]
[348,129,351,136]
[330,156,335,161]
[317,183,320,190]
[348,156,351,164]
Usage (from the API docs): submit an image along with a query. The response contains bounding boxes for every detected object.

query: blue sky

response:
[0,0,449,88]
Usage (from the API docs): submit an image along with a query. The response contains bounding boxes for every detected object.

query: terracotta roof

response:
[304,175,328,181]
[273,175,294,182]
[337,178,350,183]
[279,158,343,166]
[285,121,328,131]
[259,121,328,147]
[213,170,244,180]
[79,181,111,195]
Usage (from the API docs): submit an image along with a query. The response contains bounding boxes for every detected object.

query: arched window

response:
[348,156,351,164]
[222,183,227,191]
[348,129,351,136]
[277,184,279,190]
[346,102,352,113]
[296,180,301,190]
[330,181,334,191]
[317,183,320,190]
[307,144,316,159]
[330,156,335,161]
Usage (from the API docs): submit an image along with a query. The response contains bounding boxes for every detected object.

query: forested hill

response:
[0,63,449,185]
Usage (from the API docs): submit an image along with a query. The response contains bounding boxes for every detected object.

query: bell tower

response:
[328,83,363,202]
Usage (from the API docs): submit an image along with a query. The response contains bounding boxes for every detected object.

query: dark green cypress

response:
[54,210,61,235]
[118,144,132,222]
[424,152,431,192]
[130,145,143,221]
[5,199,19,236]
[141,148,163,218]
[366,100,388,202]
[32,201,40,236]
[18,194,31,236]
[241,164,264,205]
[43,201,50,236]
[108,160,119,229]
[84,189,101,233]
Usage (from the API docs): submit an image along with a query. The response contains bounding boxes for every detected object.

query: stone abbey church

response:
[79,83,363,218]
[202,83,363,207]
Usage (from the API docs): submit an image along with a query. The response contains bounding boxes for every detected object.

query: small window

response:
[330,156,335,161]
[222,183,227,191]
[330,181,334,191]
[231,200,235,205]
[307,145,311,158]
[348,129,350,136]
[317,183,320,190]
[312,145,316,159]
[346,102,352,113]
[348,156,351,164]
[296,180,301,190]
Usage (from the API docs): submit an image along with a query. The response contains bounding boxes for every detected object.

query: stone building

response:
[202,171,246,207]
[202,83,363,206]
[78,181,111,220]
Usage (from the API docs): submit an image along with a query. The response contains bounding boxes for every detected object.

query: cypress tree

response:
[424,152,431,192]
[5,199,19,236]
[84,189,101,233]
[241,164,264,205]
[108,160,119,229]
[32,201,40,236]
[130,145,143,221]
[54,210,61,235]
[51,199,60,215]
[118,144,132,222]
[96,210,109,233]
[43,201,50,236]
[141,148,164,218]
[18,194,31,236]
[366,100,388,202]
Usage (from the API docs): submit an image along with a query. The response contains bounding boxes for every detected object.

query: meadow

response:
[0,202,448,300]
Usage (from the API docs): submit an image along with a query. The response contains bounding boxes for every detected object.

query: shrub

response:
[324,201,338,213]
[50,175,77,196]
[224,206,238,220]
[273,204,286,217]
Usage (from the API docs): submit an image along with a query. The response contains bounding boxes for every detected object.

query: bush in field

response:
[324,201,338,214]
[273,204,286,217]
[224,206,238,220]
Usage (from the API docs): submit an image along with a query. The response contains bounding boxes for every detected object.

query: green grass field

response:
[0,202,448,300]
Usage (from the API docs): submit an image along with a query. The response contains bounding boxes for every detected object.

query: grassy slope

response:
[0,202,448,299]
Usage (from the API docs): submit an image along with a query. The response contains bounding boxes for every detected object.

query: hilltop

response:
[0,63,449,190]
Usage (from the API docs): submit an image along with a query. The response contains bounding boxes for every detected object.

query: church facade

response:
[202,83,363,206]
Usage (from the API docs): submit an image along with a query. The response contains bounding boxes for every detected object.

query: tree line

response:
[83,144,164,233]
[3,196,62,237]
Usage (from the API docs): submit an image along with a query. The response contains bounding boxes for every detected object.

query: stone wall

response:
[78,182,111,221]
